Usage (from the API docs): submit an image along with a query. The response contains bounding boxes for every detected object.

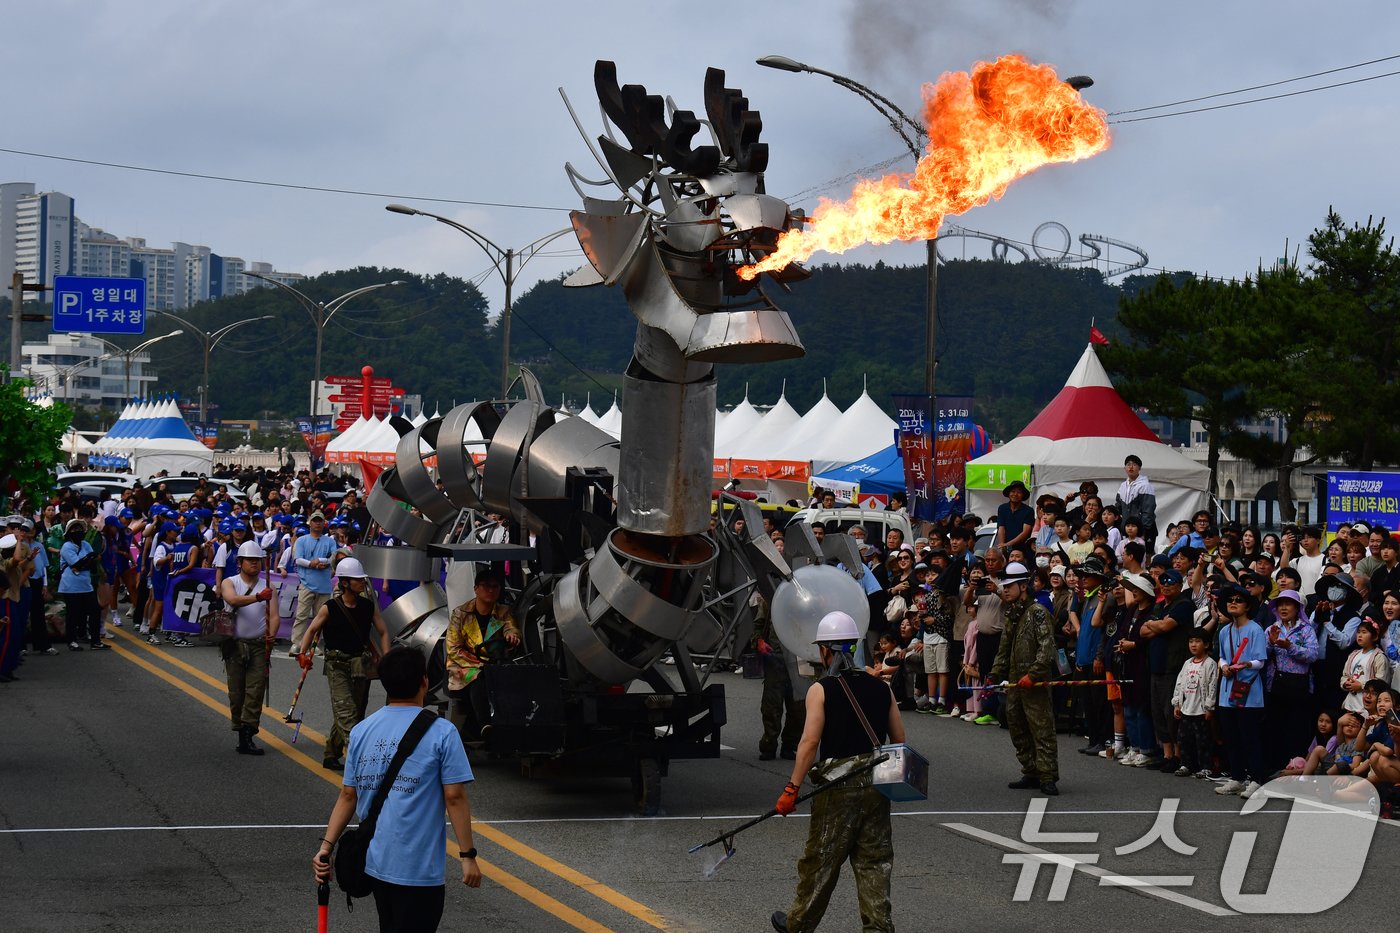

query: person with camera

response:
[57,518,104,652]
[965,552,1006,725]
[1279,524,1325,599]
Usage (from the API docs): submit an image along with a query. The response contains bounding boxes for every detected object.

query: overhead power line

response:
[1107,51,1400,116]
[0,145,571,213]
[1108,67,1400,125]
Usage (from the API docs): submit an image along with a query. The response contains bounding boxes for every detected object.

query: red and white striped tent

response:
[964,344,1209,527]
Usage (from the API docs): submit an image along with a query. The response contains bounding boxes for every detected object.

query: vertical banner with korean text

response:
[893,394,934,521]
[934,396,977,522]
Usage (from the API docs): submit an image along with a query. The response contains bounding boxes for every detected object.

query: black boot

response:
[237,727,265,756]
[770,911,789,933]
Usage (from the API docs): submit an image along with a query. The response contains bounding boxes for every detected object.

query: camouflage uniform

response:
[990,597,1059,783]
[787,761,893,932]
[755,601,805,757]
[321,650,371,765]
[222,637,268,734]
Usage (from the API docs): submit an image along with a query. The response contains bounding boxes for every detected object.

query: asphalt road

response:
[3,626,1395,932]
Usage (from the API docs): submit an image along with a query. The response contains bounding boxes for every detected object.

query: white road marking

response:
[943,821,1236,917]
[0,808,1298,834]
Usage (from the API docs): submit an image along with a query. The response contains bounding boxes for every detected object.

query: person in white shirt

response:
[1171,628,1220,777]
[1115,455,1158,548]
[1281,524,1325,598]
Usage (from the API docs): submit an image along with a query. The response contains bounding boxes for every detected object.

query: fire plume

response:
[738,55,1110,281]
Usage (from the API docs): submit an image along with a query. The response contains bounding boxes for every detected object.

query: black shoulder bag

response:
[334,708,437,908]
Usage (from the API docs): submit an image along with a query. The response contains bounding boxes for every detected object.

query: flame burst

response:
[738,55,1110,281]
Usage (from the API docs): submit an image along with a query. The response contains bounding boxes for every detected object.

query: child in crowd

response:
[1291,711,1338,776]
[1323,711,1365,775]
[1066,521,1094,566]
[1341,621,1389,713]
[1115,518,1145,564]
[1172,628,1220,776]
[1100,505,1123,552]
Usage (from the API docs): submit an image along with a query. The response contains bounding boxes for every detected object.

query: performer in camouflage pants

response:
[771,611,905,933]
[989,561,1060,795]
[754,600,805,760]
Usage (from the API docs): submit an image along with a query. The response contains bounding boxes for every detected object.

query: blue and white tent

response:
[91,397,213,475]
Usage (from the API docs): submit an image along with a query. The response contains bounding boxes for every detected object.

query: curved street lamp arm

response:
[321,281,404,328]
[133,330,184,355]
[208,315,274,351]
[243,272,325,328]
[385,205,510,285]
[832,78,925,161]
[512,228,576,277]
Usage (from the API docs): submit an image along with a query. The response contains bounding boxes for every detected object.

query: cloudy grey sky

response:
[10,0,1398,314]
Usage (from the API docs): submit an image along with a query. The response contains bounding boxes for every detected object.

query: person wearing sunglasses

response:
[1214,585,1268,798]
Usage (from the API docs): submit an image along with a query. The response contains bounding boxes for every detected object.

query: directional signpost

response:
[52,275,147,335]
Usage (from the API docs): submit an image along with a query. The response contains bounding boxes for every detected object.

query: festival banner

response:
[161,567,299,639]
[297,415,334,470]
[892,394,934,521]
[194,422,221,450]
[764,460,810,482]
[1325,471,1400,532]
[933,396,976,522]
[894,394,978,522]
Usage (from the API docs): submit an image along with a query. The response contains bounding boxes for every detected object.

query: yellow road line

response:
[112,627,670,930]
[108,638,619,933]
[112,627,328,744]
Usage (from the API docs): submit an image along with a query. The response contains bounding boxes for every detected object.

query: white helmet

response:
[336,557,369,580]
[997,561,1033,586]
[236,541,266,560]
[813,610,860,645]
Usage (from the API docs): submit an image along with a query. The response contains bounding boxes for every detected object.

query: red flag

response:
[358,458,383,491]
[1089,326,1110,346]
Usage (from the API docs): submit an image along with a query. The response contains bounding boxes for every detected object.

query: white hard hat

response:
[998,561,1033,586]
[336,557,368,580]
[236,540,266,560]
[813,610,861,644]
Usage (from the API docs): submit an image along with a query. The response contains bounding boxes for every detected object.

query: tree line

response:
[1103,210,1400,518]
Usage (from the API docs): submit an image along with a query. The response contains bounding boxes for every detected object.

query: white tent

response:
[577,395,600,425]
[806,389,899,474]
[964,344,1209,527]
[713,395,762,458]
[325,416,370,464]
[729,393,802,460]
[125,399,214,476]
[596,395,623,439]
[770,390,844,462]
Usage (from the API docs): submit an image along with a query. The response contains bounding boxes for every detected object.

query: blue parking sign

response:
[52,275,147,335]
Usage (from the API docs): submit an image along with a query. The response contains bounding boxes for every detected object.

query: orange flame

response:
[738,55,1110,281]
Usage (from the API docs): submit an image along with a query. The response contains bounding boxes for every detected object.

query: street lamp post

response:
[156,312,274,423]
[757,55,1092,519]
[88,331,185,400]
[54,352,113,406]
[385,205,572,399]
[242,273,403,434]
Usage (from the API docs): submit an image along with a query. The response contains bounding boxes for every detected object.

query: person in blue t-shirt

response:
[995,481,1036,553]
[315,648,480,932]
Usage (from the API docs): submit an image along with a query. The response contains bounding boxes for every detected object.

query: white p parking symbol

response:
[59,292,79,316]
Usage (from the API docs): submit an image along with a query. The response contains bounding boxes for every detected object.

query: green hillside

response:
[16,260,1178,439]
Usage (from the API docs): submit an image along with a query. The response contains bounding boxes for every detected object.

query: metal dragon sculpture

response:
[354,62,861,810]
